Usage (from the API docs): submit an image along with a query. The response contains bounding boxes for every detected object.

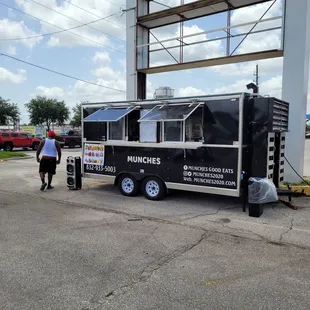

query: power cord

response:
[284,156,310,186]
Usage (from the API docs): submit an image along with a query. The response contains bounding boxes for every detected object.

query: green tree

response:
[25,96,70,131]
[70,103,82,128]
[0,97,20,125]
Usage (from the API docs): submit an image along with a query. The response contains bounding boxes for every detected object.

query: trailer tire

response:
[142,176,166,201]
[119,174,139,197]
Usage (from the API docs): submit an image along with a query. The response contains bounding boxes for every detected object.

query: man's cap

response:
[48,130,56,137]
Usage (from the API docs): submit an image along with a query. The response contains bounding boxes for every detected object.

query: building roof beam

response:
[137,0,272,29]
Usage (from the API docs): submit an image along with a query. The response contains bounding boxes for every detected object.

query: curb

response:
[0,156,34,162]
[280,185,310,196]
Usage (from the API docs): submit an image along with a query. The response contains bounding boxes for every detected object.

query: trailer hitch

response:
[277,185,306,210]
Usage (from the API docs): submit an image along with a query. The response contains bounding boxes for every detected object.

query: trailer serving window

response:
[138,103,202,142]
[185,105,204,142]
[84,107,137,141]
[83,107,107,141]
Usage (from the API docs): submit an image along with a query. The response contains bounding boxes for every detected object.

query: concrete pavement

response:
[1,191,310,310]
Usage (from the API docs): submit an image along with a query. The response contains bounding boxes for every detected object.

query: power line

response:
[105,0,126,8]
[0,1,125,54]
[0,52,126,93]
[0,12,121,42]
[62,0,125,29]
[28,0,125,42]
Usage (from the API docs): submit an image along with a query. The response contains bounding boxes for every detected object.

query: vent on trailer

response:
[267,133,275,180]
[272,99,289,132]
[278,133,286,184]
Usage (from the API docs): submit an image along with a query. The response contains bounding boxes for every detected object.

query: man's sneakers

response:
[47,185,54,190]
[40,182,47,191]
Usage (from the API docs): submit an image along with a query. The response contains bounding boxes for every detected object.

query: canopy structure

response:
[133,0,284,74]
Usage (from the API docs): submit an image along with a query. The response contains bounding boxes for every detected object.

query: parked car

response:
[0,131,42,151]
[28,134,44,140]
[55,130,81,148]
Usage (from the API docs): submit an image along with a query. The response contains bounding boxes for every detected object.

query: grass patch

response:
[283,178,310,186]
[0,151,28,160]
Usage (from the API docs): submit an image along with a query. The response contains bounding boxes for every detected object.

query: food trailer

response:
[81,92,289,201]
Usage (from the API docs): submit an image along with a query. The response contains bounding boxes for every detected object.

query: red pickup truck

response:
[0,131,42,151]
[55,130,81,148]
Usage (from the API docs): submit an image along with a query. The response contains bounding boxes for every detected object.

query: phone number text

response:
[85,164,116,173]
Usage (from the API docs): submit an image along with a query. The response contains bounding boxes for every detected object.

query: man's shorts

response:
[39,158,57,175]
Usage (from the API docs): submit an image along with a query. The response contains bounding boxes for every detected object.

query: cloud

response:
[0,67,27,84]
[14,0,126,49]
[35,86,65,98]
[71,79,126,100]
[91,50,125,81]
[91,67,125,80]
[211,74,303,104]
[213,79,250,94]
[177,86,207,97]
[0,18,42,49]
[92,51,111,65]
[211,57,283,77]
[212,75,283,97]
[260,75,282,97]
[26,50,128,112]
[7,45,17,55]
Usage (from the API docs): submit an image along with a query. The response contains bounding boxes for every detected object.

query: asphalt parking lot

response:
[2,148,310,248]
[1,147,310,309]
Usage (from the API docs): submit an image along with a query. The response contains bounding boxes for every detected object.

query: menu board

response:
[83,143,105,166]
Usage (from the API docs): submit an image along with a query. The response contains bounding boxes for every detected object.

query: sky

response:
[0,0,309,124]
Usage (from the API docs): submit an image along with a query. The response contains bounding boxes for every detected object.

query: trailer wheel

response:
[142,176,166,201]
[119,174,139,197]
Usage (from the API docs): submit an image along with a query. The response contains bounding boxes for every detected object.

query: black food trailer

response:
[81,93,289,202]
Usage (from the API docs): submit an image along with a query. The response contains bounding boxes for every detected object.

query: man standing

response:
[36,130,61,191]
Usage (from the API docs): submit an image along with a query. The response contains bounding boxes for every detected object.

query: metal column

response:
[126,0,137,100]
[126,0,148,100]
[282,0,310,182]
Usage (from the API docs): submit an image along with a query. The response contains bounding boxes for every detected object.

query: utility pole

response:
[253,64,259,93]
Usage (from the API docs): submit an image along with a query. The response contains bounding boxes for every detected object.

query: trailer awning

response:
[84,107,136,122]
[138,103,201,122]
